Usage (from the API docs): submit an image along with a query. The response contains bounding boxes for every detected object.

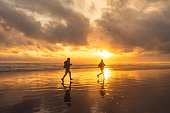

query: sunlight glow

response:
[104,68,111,80]
[93,50,113,58]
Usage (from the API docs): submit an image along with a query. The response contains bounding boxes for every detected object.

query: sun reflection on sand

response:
[103,68,111,80]
[1,67,170,113]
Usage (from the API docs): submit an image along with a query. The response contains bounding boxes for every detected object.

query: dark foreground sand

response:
[0,68,170,113]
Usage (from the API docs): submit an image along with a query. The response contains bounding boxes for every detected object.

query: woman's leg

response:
[62,71,68,81]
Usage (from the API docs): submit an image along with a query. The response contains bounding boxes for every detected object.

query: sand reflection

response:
[0,69,170,113]
[103,68,111,80]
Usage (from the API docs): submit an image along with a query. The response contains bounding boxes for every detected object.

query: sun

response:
[93,50,113,58]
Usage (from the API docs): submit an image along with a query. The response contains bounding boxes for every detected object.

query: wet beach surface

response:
[0,68,170,113]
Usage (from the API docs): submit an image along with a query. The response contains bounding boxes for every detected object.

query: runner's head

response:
[67,58,70,62]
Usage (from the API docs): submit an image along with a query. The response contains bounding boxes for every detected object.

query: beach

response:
[1,0,170,113]
[0,65,170,113]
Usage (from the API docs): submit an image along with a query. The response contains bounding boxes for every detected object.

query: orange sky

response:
[0,0,170,63]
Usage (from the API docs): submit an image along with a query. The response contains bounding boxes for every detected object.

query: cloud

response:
[0,23,63,54]
[96,0,170,54]
[0,0,42,38]
[1,0,170,62]
[10,0,91,45]
[0,30,6,41]
[0,23,35,48]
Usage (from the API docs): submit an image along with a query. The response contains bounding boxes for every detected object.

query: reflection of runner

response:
[61,58,73,81]
[61,82,72,106]
[98,79,106,98]
[97,59,105,78]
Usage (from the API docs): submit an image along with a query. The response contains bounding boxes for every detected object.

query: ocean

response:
[1,63,170,72]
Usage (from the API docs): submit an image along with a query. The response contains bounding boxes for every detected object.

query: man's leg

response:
[68,71,73,80]
[97,72,102,78]
[101,69,105,79]
[98,69,104,78]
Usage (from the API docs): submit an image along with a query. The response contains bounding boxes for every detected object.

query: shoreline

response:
[1,66,170,73]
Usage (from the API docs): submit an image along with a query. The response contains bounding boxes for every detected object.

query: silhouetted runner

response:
[97,59,105,78]
[61,58,73,81]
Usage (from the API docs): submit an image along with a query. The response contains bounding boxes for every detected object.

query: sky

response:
[0,0,170,64]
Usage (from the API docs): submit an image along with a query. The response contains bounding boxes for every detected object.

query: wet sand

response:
[0,68,170,113]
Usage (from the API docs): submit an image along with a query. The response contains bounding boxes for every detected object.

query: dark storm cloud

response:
[0,23,62,54]
[11,0,91,45]
[0,0,42,38]
[96,0,170,54]
[0,31,6,41]
[0,23,35,48]
[0,0,90,46]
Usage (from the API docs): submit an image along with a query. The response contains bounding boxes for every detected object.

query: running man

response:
[97,59,105,78]
[61,58,73,81]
